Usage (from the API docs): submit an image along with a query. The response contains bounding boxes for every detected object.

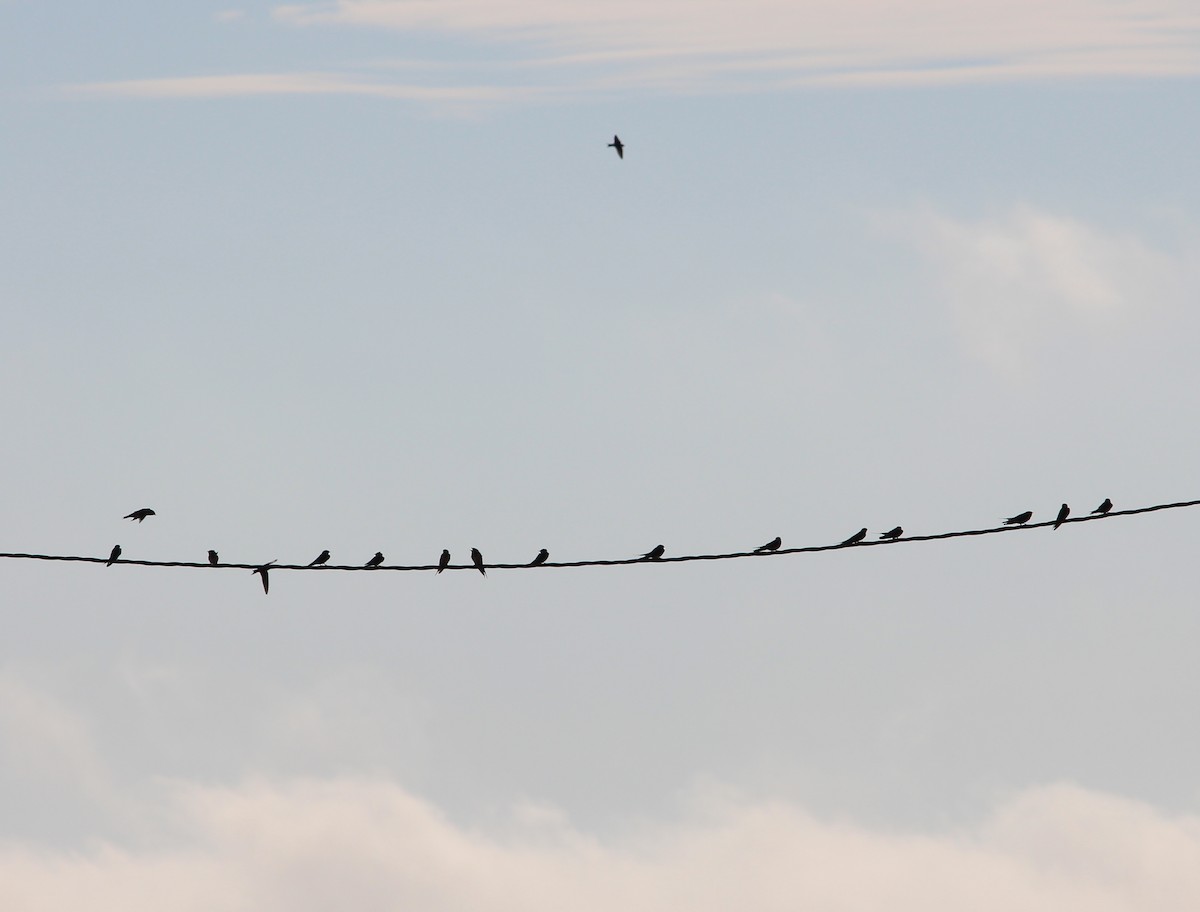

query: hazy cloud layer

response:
[2,777,1199,911]
[885,205,1196,373]
[71,1,1200,103]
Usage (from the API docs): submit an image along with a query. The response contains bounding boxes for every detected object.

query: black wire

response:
[0,498,1194,574]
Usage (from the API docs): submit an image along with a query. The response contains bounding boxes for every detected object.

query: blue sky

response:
[2,2,1200,908]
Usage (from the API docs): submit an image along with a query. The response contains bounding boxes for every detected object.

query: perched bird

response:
[1093,498,1113,515]
[208,550,219,566]
[471,548,486,576]
[641,544,665,561]
[365,552,384,568]
[106,544,121,566]
[1004,511,1033,526]
[1053,503,1070,530]
[880,526,904,540]
[309,550,330,567]
[252,561,275,594]
[608,134,624,159]
[124,508,155,523]
[530,548,549,566]
[840,528,868,546]
[437,549,451,574]
[755,537,782,553]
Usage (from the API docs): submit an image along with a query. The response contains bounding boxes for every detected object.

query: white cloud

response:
[67,1,1200,104]
[215,10,246,24]
[884,205,1193,373]
[1,779,1200,911]
[273,0,1200,86]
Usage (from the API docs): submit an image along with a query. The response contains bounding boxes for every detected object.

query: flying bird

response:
[471,548,486,576]
[530,549,549,566]
[1093,498,1113,515]
[641,544,665,561]
[437,550,451,574]
[840,528,868,546]
[309,550,330,567]
[252,561,275,594]
[106,544,121,566]
[124,508,155,523]
[208,550,218,566]
[608,134,624,159]
[1004,511,1033,526]
[880,526,904,540]
[365,552,384,568]
[754,537,782,553]
[1053,503,1070,530]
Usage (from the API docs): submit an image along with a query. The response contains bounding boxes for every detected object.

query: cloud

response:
[1,778,1200,910]
[273,0,1200,86]
[883,205,1194,373]
[67,1,1200,105]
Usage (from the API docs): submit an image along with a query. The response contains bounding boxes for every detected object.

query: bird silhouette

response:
[437,550,451,574]
[471,548,486,576]
[365,552,384,568]
[1053,503,1070,530]
[530,548,549,566]
[309,550,330,567]
[641,544,665,561]
[208,550,219,566]
[1004,511,1033,526]
[840,528,868,546]
[124,508,155,522]
[880,526,903,540]
[608,135,624,159]
[1093,498,1113,515]
[754,537,782,553]
[252,561,275,594]
[106,544,121,566]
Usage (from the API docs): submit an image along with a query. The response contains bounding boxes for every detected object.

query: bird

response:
[124,508,155,523]
[1004,511,1033,526]
[840,528,868,546]
[529,548,549,566]
[471,548,486,576]
[880,526,904,540]
[437,550,451,573]
[1093,498,1113,515]
[252,561,275,594]
[308,550,330,567]
[754,537,782,553]
[106,544,121,566]
[641,544,665,561]
[208,550,219,566]
[365,552,384,568]
[1053,503,1070,530]
[608,134,624,159]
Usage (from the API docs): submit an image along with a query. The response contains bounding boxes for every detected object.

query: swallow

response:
[754,537,782,553]
[1092,498,1113,515]
[1053,503,1070,530]
[471,548,486,576]
[437,549,451,573]
[252,561,276,594]
[365,552,384,568]
[608,135,624,159]
[840,528,868,546]
[529,548,549,566]
[124,508,155,523]
[208,550,219,566]
[641,544,665,561]
[309,550,330,567]
[1004,511,1033,526]
[880,526,903,540]
[106,544,121,566]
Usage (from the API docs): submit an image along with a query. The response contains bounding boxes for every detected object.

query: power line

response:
[0,498,1194,584]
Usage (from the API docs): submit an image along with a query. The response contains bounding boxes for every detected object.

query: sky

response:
[2,1,1200,908]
